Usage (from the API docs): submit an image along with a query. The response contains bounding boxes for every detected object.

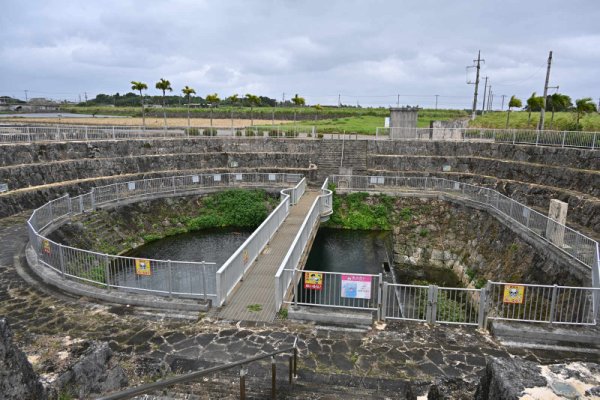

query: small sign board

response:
[442,165,451,172]
[235,174,243,181]
[135,259,152,276]
[304,272,323,290]
[341,274,371,299]
[384,117,390,128]
[192,175,200,183]
[503,284,525,304]
[128,182,136,191]
[369,176,384,185]
[268,174,276,181]
[213,174,221,182]
[42,239,51,255]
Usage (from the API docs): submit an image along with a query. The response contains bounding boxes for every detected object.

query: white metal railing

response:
[486,281,599,325]
[274,179,334,310]
[27,173,303,302]
[0,124,319,143]
[374,127,599,149]
[215,177,306,306]
[329,175,599,274]
[285,269,381,311]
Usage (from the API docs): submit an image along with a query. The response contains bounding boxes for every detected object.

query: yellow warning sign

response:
[503,284,525,304]
[42,239,51,255]
[304,272,323,290]
[135,259,152,276]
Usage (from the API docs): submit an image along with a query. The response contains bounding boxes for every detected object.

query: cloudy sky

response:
[1,0,599,108]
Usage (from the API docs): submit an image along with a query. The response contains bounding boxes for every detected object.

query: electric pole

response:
[24,90,28,102]
[435,94,439,110]
[481,76,489,115]
[538,50,553,131]
[84,92,88,103]
[500,95,507,111]
[397,94,400,107]
[469,51,483,120]
[487,88,492,111]
[338,94,341,107]
[282,92,285,104]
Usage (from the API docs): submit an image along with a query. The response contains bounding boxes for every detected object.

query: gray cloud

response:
[1,0,599,108]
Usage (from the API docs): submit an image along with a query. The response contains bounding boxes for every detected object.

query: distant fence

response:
[375,127,600,149]
[28,172,303,303]
[0,124,318,143]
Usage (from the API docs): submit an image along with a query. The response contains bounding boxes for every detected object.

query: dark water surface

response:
[305,228,391,274]
[124,227,251,263]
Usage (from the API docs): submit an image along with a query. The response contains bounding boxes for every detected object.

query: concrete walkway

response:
[217,190,320,322]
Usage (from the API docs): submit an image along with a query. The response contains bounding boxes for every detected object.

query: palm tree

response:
[575,97,597,127]
[245,94,261,126]
[205,93,220,127]
[130,81,148,130]
[155,78,172,129]
[291,94,305,106]
[525,92,543,126]
[181,86,196,128]
[547,93,572,129]
[505,95,522,128]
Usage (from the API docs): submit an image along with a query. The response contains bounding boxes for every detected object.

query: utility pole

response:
[500,95,507,111]
[397,94,400,107]
[78,94,81,103]
[538,50,553,131]
[282,92,285,104]
[24,90,29,102]
[84,92,88,103]
[338,94,341,107]
[481,76,489,115]
[435,94,439,110]
[469,50,483,120]
[487,88,492,111]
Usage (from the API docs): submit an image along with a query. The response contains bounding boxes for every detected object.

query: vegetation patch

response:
[247,304,262,312]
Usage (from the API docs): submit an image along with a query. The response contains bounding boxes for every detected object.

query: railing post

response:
[592,133,597,150]
[112,126,116,140]
[478,286,487,330]
[168,260,173,297]
[293,268,298,307]
[172,176,176,194]
[561,131,566,148]
[104,254,111,291]
[85,126,88,141]
[271,356,276,400]
[377,273,383,321]
[240,366,246,400]
[293,346,298,379]
[202,261,208,301]
[381,282,388,321]
[427,285,437,323]
[288,355,293,384]
[59,245,66,278]
[549,284,558,324]
[91,188,96,211]
[512,130,516,144]
[535,130,540,146]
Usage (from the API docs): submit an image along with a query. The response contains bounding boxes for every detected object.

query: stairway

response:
[315,140,368,180]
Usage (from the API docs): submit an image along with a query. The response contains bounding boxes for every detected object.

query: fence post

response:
[271,356,276,400]
[91,188,96,211]
[512,130,516,144]
[377,273,383,321]
[172,176,176,194]
[168,260,173,297]
[535,130,540,146]
[381,282,388,321]
[59,245,66,278]
[293,269,298,307]
[112,126,116,140]
[426,285,437,323]
[561,131,566,148]
[104,254,111,291]
[592,133,597,150]
[548,284,558,324]
[478,286,487,330]
[67,196,72,215]
[85,126,88,141]
[202,261,208,302]
[240,366,246,400]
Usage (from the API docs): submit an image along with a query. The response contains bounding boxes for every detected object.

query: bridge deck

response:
[217,190,320,322]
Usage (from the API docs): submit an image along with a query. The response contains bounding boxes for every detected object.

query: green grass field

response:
[470,111,600,131]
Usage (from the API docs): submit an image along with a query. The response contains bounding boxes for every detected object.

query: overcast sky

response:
[1,0,599,108]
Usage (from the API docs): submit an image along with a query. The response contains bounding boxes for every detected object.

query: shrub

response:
[203,128,217,136]
[185,127,200,136]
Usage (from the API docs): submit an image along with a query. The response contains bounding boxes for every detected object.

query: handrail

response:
[97,337,298,400]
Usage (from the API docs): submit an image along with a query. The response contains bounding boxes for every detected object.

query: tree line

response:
[505,93,597,129]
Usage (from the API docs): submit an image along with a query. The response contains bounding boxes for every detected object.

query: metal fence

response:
[274,180,334,310]
[27,173,303,302]
[0,124,319,143]
[486,281,599,325]
[382,283,483,326]
[375,127,599,149]
[329,175,600,275]
[215,177,307,306]
[286,269,382,311]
